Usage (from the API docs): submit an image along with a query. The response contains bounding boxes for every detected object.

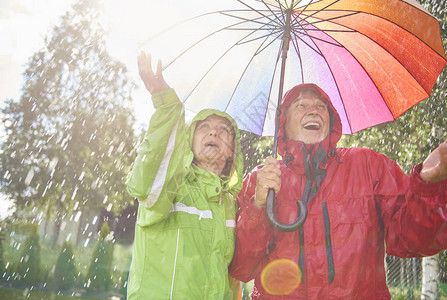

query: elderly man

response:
[230,83,447,299]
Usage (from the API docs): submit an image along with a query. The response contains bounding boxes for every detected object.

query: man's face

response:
[284,90,330,144]
[192,115,234,166]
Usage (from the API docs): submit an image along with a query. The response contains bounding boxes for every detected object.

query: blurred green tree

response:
[0,222,5,276]
[85,221,113,291]
[13,224,44,287]
[54,241,78,290]
[0,0,137,245]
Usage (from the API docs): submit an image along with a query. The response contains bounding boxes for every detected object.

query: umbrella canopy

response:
[141,0,446,231]
[141,0,446,135]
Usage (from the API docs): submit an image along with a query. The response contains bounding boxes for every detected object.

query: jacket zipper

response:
[322,202,335,285]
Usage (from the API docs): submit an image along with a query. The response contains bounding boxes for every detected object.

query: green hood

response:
[185,109,243,196]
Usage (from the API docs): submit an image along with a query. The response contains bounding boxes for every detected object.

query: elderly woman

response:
[126,52,244,299]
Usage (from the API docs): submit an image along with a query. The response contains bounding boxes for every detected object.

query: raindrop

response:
[42,185,49,197]
[84,238,90,248]
[92,216,98,225]
[71,186,78,200]
[74,211,82,222]
[24,169,35,186]
[117,141,125,153]
[106,203,113,212]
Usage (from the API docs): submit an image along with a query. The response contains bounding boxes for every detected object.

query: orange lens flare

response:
[260,259,302,295]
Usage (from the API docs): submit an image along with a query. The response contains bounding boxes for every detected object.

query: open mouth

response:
[205,142,219,148]
[303,122,321,131]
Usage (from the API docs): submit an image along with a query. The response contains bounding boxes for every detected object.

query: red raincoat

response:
[230,84,447,299]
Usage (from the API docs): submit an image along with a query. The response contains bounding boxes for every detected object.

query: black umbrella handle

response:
[266,188,307,232]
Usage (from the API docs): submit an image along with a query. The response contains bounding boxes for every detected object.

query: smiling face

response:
[284,90,330,144]
[192,114,235,174]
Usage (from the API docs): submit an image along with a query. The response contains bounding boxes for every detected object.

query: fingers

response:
[263,157,281,176]
[138,52,154,78]
[257,169,281,194]
[156,59,163,78]
[254,158,281,208]
[421,139,447,182]
[137,52,170,94]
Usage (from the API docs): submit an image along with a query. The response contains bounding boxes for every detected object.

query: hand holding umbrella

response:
[255,157,307,231]
[137,52,170,95]
[254,157,281,208]
[421,140,447,183]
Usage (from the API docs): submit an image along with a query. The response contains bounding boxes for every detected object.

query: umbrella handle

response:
[266,188,307,232]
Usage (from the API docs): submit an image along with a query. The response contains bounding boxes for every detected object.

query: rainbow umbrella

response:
[141,0,447,230]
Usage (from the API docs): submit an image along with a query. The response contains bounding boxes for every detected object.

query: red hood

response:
[277,83,342,161]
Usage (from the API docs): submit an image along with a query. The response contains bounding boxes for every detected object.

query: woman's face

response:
[192,115,234,168]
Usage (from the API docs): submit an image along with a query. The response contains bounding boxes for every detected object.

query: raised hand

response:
[421,140,447,183]
[137,52,170,94]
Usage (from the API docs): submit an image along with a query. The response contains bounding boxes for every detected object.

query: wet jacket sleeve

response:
[229,167,274,282]
[372,153,447,257]
[126,88,185,226]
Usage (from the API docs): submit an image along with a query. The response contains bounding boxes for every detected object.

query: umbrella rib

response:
[255,33,283,55]
[227,17,283,48]
[295,0,342,24]
[290,16,346,50]
[289,33,305,83]
[138,10,225,49]
[255,31,285,54]
[219,10,281,28]
[259,0,289,13]
[236,28,283,46]
[305,36,355,134]
[138,9,270,49]
[296,28,355,33]
[299,9,446,94]
[303,11,360,27]
[237,0,284,27]
[301,14,404,127]
[184,26,272,103]
[223,35,274,112]
[289,28,326,56]
[291,0,315,19]
[163,15,273,70]
[259,0,286,26]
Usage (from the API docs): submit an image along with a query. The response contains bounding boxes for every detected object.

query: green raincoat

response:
[126,88,244,299]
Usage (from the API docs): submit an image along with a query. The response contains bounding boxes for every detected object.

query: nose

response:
[307,105,318,114]
[209,128,217,136]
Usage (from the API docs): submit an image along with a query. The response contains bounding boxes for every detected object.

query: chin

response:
[301,135,325,144]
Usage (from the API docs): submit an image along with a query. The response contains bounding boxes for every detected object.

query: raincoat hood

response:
[185,109,244,195]
[277,83,342,161]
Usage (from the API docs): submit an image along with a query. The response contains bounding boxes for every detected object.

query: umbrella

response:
[140,0,447,230]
